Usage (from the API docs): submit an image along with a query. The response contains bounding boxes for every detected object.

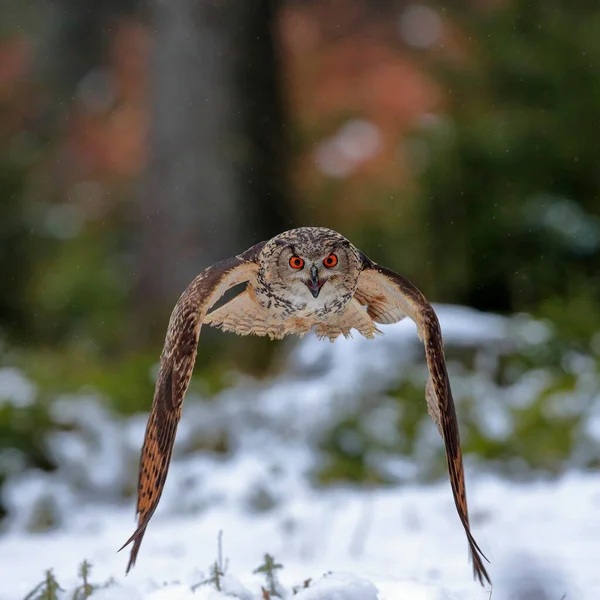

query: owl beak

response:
[306,264,323,298]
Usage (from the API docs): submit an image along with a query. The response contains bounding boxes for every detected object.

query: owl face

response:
[255,227,362,317]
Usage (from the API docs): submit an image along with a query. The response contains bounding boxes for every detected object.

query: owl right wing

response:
[119,241,266,573]
[355,259,490,586]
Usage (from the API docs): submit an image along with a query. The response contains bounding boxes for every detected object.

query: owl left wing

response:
[356,260,491,586]
[119,241,265,573]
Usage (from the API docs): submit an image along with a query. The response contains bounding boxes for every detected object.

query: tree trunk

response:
[51,0,139,92]
[133,0,291,339]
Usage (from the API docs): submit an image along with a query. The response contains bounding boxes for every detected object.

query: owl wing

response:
[356,260,491,586]
[119,242,266,573]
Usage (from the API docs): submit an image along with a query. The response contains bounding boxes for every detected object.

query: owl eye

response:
[289,256,305,269]
[323,254,338,268]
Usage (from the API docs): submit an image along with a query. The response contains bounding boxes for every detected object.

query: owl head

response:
[257,227,363,304]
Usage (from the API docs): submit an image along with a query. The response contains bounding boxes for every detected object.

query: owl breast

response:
[253,278,353,320]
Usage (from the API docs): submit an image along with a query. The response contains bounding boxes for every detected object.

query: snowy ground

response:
[1,307,599,599]
[1,468,598,599]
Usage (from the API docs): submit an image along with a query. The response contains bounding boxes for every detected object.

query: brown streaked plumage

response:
[120,226,490,585]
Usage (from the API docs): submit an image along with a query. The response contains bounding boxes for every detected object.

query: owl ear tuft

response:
[357,250,375,270]
[237,240,268,263]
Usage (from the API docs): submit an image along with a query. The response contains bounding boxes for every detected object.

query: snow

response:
[0,367,36,408]
[0,306,599,599]
[1,469,598,599]
[293,573,378,600]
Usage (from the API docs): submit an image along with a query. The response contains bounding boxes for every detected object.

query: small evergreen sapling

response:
[24,570,64,600]
[192,530,229,592]
[253,554,283,598]
[72,560,95,600]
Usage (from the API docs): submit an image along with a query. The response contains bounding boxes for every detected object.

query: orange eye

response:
[323,254,338,268]
[289,256,305,269]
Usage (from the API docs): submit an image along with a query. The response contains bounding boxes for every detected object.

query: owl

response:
[119,227,490,585]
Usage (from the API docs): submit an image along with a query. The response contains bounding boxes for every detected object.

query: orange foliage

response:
[65,19,150,182]
[278,0,442,225]
[0,35,33,137]
[3,1,454,227]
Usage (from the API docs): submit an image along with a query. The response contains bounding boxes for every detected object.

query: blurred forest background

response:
[1,0,600,526]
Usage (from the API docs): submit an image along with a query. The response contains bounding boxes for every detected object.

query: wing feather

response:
[356,263,491,586]
[119,242,265,572]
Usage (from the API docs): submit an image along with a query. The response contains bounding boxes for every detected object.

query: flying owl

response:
[119,226,490,585]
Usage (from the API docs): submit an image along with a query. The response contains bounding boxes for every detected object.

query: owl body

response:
[122,226,491,586]
[206,227,375,340]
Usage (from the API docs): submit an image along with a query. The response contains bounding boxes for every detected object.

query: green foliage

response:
[0,398,56,520]
[192,530,229,592]
[416,0,600,339]
[18,346,157,415]
[253,554,284,598]
[0,137,34,339]
[190,535,289,598]
[24,561,114,600]
[72,561,95,600]
[26,552,315,600]
[537,290,600,346]
[24,570,63,600]
[315,332,600,485]
[314,372,435,486]
[29,223,130,351]
[0,400,55,471]
[15,333,252,418]
[292,579,312,595]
